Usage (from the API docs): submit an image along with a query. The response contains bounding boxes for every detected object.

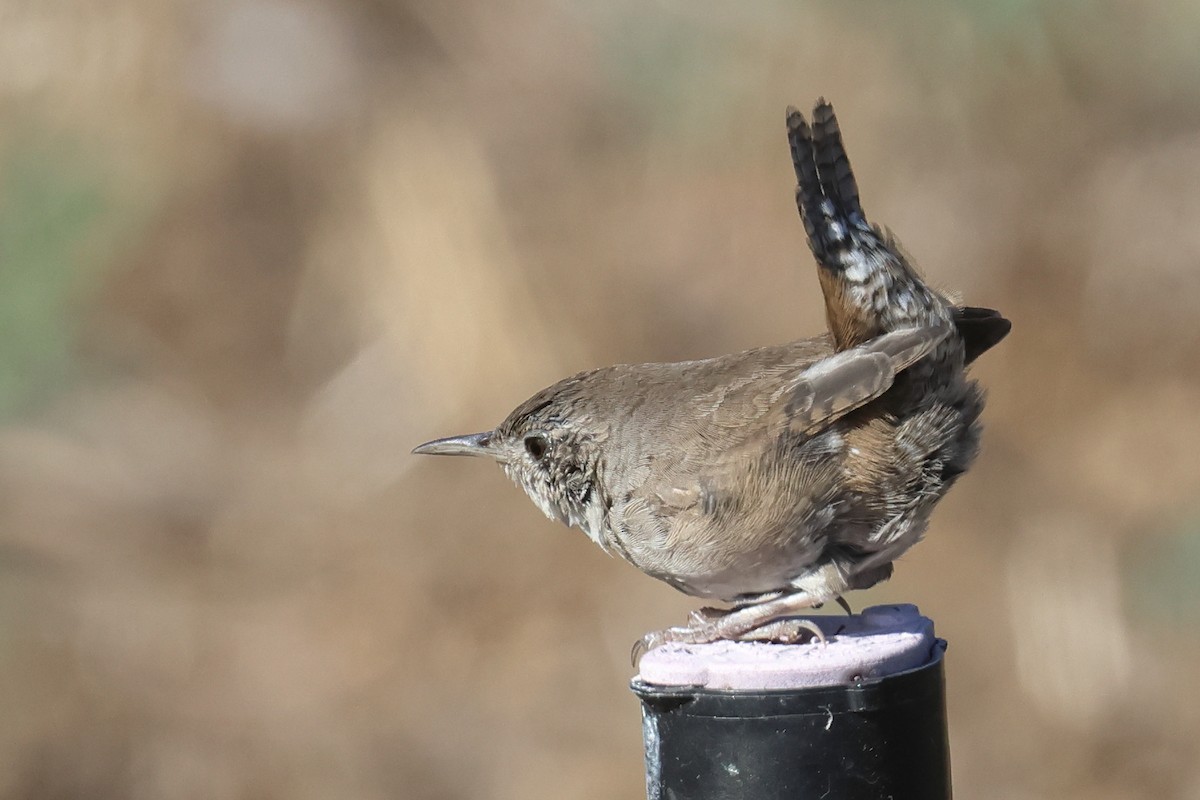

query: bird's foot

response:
[632,607,749,665]
[632,594,828,666]
[734,617,826,645]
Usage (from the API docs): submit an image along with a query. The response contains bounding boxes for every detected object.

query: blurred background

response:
[2,1,1199,798]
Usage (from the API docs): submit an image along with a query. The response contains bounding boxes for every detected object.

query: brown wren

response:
[414,100,1010,657]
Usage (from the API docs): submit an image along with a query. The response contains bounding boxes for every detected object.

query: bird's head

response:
[412,375,610,544]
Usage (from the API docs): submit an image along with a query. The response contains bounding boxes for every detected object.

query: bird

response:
[413,100,1010,658]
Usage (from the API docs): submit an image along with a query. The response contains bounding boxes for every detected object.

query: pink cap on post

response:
[635,604,939,691]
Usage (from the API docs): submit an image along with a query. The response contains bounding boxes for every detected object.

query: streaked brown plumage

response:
[414,100,1010,656]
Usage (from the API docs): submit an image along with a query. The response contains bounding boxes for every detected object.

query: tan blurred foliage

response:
[1,1,1199,798]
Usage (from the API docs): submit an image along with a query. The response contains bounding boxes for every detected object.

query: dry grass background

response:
[2,1,1199,798]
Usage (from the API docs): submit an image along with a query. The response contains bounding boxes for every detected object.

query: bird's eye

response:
[524,434,549,460]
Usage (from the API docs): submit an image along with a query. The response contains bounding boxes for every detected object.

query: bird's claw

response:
[631,624,707,666]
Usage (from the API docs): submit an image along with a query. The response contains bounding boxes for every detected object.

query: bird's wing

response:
[774,325,950,436]
[633,326,948,523]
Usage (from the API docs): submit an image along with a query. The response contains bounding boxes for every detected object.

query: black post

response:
[631,605,951,800]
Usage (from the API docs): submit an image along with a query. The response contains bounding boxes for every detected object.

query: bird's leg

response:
[686,606,732,626]
[700,590,825,640]
[684,611,825,643]
[836,595,854,615]
[633,591,828,665]
[684,591,789,626]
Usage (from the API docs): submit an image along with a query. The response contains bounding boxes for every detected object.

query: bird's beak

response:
[412,431,497,458]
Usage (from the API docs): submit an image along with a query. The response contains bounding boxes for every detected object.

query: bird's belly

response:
[661,567,788,602]
[629,532,826,602]
[610,468,842,602]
